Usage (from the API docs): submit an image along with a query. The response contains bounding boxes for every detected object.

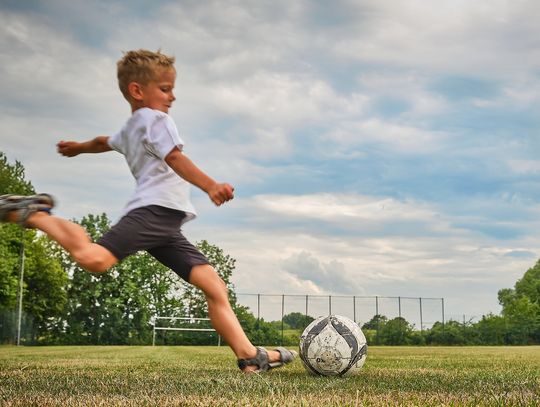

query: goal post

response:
[152,316,221,346]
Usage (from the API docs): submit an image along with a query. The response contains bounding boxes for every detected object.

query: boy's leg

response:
[188,264,288,371]
[25,211,117,273]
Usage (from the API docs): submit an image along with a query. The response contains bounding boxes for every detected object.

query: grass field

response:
[1,346,539,406]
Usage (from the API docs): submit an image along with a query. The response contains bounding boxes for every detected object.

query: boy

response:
[0,49,295,373]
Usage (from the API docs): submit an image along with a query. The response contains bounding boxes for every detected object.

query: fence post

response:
[441,298,445,337]
[257,294,260,321]
[305,295,309,318]
[281,294,285,345]
[353,296,356,323]
[328,295,332,315]
[16,240,25,346]
[419,297,423,332]
[375,296,379,345]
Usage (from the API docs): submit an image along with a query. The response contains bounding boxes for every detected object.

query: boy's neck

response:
[130,103,144,114]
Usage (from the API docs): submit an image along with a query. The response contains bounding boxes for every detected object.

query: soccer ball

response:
[299,314,368,376]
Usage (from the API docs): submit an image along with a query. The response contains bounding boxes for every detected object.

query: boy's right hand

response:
[208,183,235,206]
[57,141,81,157]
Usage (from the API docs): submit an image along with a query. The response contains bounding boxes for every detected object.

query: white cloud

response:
[324,119,447,154]
[252,193,436,223]
[357,72,449,116]
[206,72,369,128]
[281,251,362,295]
[333,0,540,79]
[0,11,118,114]
[506,159,540,175]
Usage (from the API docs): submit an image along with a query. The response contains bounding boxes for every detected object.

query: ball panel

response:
[340,342,368,376]
[299,316,331,375]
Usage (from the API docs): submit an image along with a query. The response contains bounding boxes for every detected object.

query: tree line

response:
[1,151,539,346]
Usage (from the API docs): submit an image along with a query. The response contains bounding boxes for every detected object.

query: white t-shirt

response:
[108,107,196,224]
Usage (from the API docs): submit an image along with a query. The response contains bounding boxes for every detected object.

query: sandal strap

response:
[237,346,297,372]
[16,204,52,227]
[268,347,297,370]
[0,194,55,208]
[237,346,269,372]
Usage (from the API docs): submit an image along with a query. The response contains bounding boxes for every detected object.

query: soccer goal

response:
[152,316,221,346]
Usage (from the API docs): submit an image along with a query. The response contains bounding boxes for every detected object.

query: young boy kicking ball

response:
[0,49,295,373]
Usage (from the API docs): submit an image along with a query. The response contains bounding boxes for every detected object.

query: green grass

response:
[1,346,539,406]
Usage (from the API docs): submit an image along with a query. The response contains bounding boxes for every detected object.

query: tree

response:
[0,152,36,311]
[22,234,67,342]
[498,289,540,345]
[514,259,540,305]
[360,314,388,344]
[378,317,414,345]
[282,312,314,330]
[474,313,507,345]
[497,260,540,344]
[0,152,67,344]
[362,314,388,330]
[426,320,467,345]
[0,231,27,343]
[0,229,23,310]
[0,152,34,195]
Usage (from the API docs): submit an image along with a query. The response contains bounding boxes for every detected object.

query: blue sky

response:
[1,0,539,323]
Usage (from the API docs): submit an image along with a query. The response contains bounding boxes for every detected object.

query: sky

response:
[1,0,540,324]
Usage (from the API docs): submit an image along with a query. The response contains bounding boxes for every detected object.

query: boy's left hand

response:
[208,183,235,206]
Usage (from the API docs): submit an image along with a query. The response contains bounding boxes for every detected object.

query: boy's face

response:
[138,68,176,114]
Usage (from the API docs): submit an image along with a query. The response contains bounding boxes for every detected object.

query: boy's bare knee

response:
[83,262,111,274]
[72,245,117,274]
[74,254,111,274]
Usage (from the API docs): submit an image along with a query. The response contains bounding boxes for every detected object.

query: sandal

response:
[237,346,297,373]
[0,194,55,227]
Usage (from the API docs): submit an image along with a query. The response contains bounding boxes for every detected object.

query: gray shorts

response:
[97,205,209,282]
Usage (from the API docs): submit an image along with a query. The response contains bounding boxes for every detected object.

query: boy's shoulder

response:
[133,107,169,121]
[126,108,174,129]
[124,108,179,140]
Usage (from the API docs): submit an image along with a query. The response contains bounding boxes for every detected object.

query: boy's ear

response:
[128,82,144,101]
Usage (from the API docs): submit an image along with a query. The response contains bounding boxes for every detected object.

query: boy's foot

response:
[237,347,297,373]
[0,194,55,227]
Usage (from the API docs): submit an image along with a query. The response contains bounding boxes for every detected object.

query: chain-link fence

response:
[0,308,37,345]
[233,293,446,346]
[236,293,444,331]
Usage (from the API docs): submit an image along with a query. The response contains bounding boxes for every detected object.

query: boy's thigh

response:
[148,233,209,282]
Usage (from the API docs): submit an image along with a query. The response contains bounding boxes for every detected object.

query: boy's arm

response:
[57,136,112,157]
[165,147,234,206]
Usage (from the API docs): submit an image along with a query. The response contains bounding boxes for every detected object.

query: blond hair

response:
[117,49,176,100]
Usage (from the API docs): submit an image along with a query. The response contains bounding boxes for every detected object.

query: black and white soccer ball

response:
[299,314,368,376]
